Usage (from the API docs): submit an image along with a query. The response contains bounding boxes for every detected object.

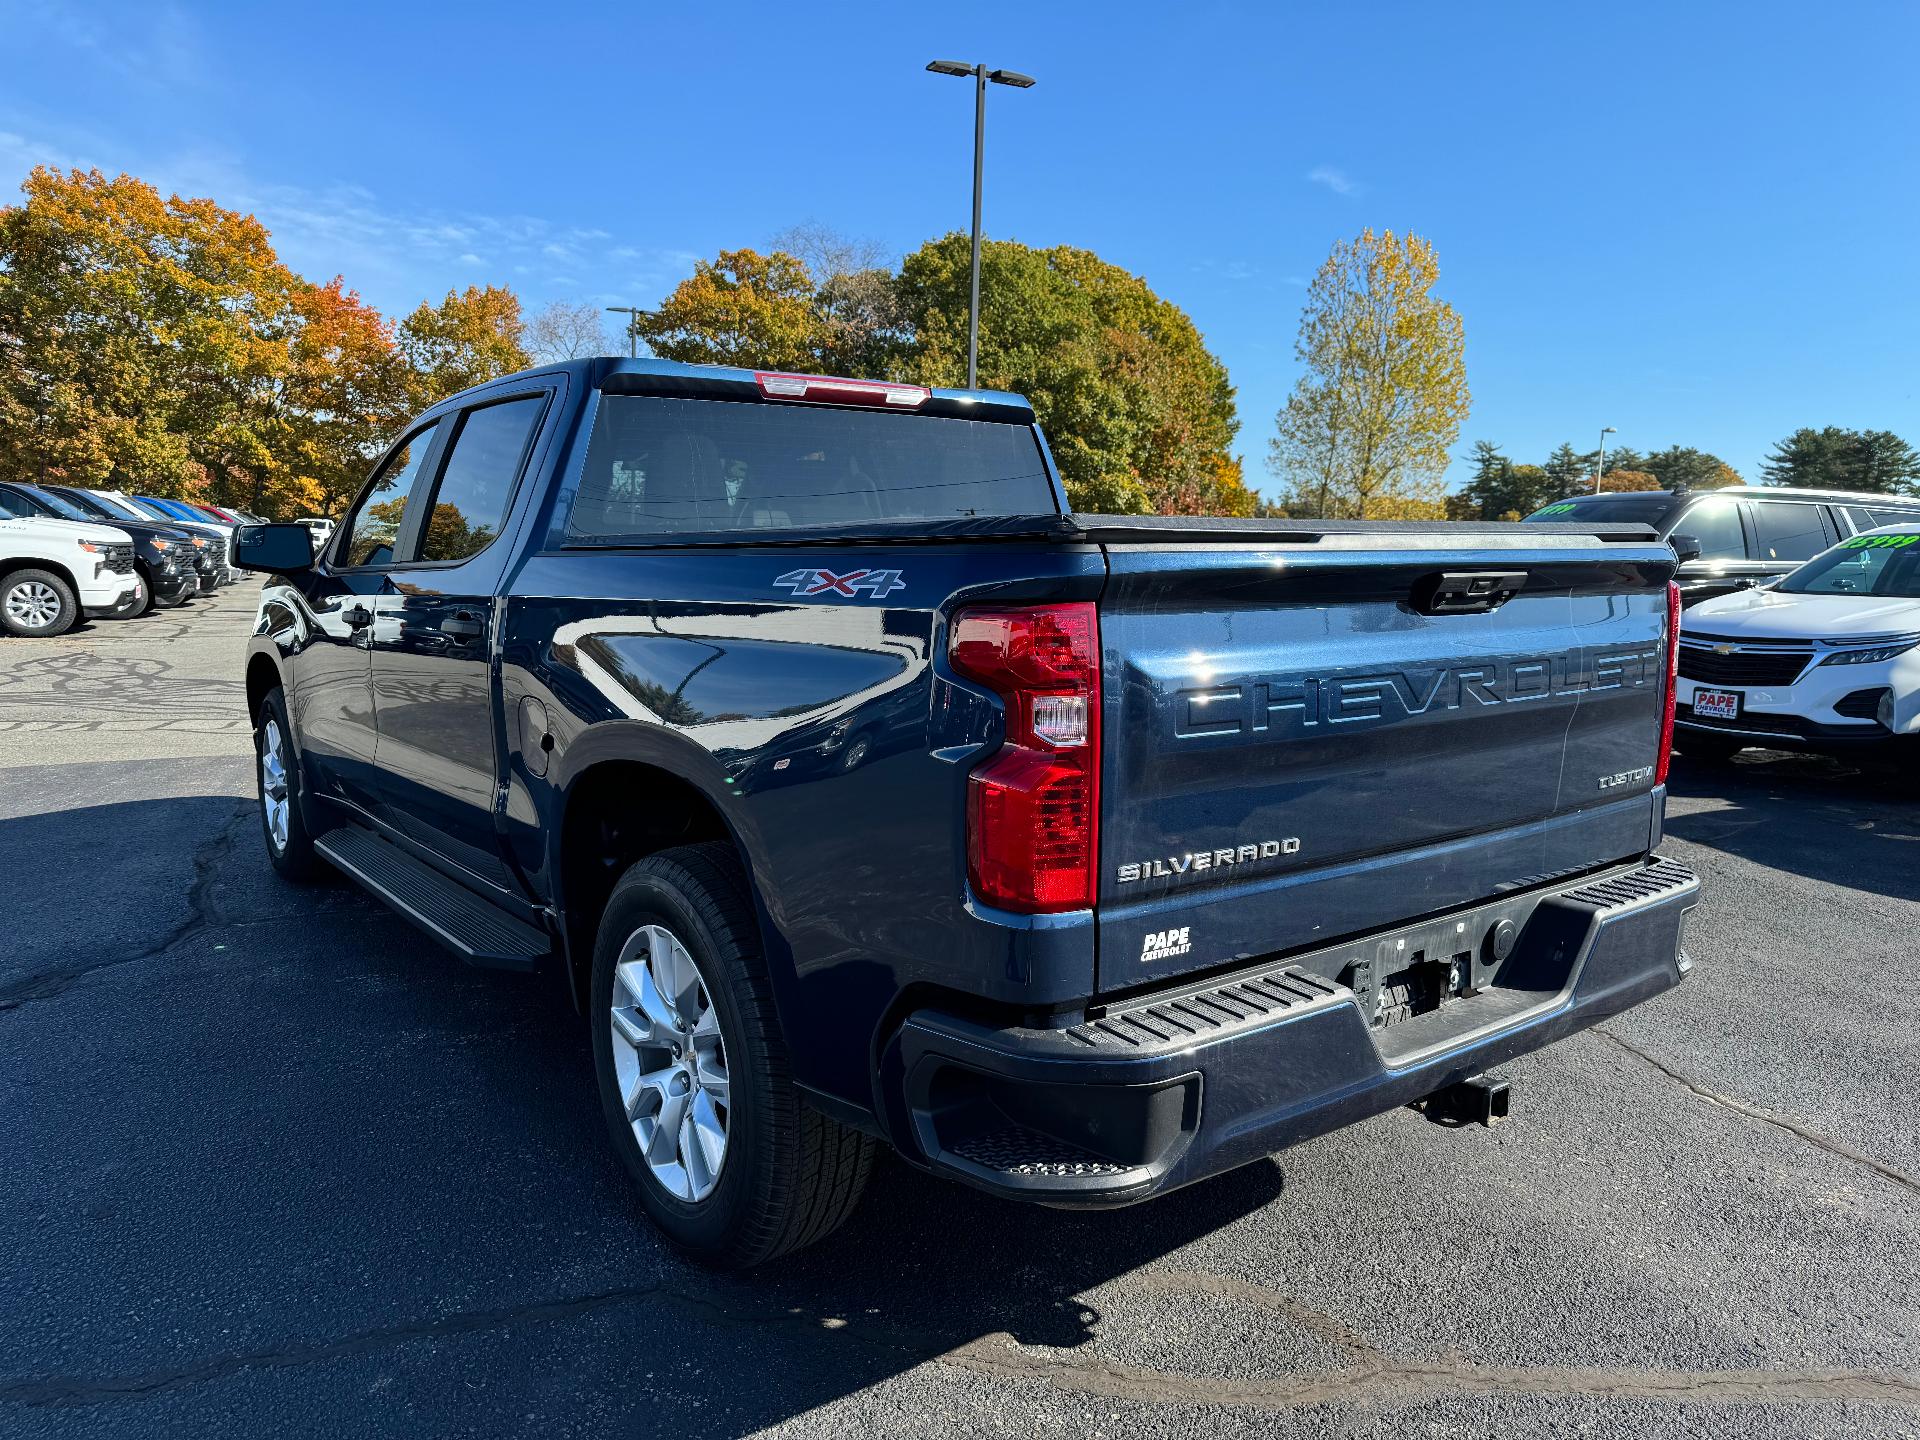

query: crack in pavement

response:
[1594,1027,1920,1199]
[0,801,251,1013]
[8,1270,1920,1415]
[941,1335,1920,1411]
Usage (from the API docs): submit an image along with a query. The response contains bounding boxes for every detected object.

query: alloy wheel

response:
[608,923,730,1202]
[5,580,61,630]
[260,717,290,852]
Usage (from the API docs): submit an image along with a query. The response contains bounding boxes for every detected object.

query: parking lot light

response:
[924,59,1037,389]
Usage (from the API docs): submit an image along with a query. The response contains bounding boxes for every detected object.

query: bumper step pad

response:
[890,855,1700,1206]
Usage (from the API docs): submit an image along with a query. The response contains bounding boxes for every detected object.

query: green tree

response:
[1267,229,1469,519]
[894,234,1245,515]
[1597,468,1662,493]
[635,249,825,372]
[1642,445,1742,492]
[1761,426,1920,494]
[1452,441,1558,520]
[1541,442,1585,496]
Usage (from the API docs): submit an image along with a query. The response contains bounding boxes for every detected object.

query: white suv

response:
[0,491,139,636]
[1675,525,1920,761]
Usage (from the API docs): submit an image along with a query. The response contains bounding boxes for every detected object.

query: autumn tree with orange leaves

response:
[0,167,530,517]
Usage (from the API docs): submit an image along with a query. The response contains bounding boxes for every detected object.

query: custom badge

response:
[772,568,906,599]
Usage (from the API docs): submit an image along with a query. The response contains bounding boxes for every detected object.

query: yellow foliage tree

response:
[1268,229,1469,519]
[636,250,825,372]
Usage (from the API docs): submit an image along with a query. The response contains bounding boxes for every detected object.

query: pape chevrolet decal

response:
[772,567,906,599]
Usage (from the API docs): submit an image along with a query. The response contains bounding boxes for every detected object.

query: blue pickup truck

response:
[235,358,1699,1266]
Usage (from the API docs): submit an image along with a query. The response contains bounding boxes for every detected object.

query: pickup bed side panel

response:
[1096,541,1676,990]
[498,543,1104,1110]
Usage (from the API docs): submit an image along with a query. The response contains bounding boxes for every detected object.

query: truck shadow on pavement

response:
[1664,751,1920,902]
[2,789,1290,1434]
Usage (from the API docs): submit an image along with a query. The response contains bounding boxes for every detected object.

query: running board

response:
[315,827,549,971]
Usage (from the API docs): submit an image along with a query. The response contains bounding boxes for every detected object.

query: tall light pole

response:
[605,306,649,358]
[1593,425,1617,493]
[926,60,1036,389]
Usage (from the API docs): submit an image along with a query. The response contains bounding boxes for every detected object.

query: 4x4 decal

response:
[772,567,906,599]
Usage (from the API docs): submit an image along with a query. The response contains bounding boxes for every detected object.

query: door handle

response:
[438,612,484,639]
[342,603,373,630]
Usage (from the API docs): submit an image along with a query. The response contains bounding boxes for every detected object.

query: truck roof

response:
[438,356,1037,426]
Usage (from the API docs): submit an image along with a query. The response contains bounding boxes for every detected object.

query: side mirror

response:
[1669,534,1703,564]
[233,523,315,574]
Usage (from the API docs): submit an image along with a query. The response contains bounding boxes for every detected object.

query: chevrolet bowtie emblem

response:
[1713,643,1736,655]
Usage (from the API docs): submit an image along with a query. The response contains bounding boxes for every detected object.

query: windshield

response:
[1525,495,1682,528]
[1776,533,1920,599]
[133,497,190,522]
[21,486,102,523]
[567,396,1057,541]
[46,487,116,520]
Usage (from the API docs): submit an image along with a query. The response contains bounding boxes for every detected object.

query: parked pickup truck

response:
[236,358,1700,1266]
[0,493,140,636]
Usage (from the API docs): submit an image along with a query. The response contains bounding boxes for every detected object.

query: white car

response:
[1674,524,1920,761]
[0,492,140,637]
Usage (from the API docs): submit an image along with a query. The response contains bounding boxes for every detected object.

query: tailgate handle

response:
[1412,570,1527,615]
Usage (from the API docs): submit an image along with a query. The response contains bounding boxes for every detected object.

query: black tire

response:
[0,568,80,637]
[590,843,874,1268]
[255,686,324,881]
[117,570,155,619]
[1673,732,1744,765]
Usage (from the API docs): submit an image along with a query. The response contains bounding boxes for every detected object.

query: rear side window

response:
[413,395,545,563]
[340,422,438,568]
[1867,506,1920,530]
[1748,501,1829,562]
[1675,499,1746,560]
[565,395,1055,540]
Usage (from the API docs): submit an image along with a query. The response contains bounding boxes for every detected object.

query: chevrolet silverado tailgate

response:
[1095,528,1677,990]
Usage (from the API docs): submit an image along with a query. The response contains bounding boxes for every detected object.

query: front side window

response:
[46,488,117,520]
[1748,502,1829,562]
[23,487,99,523]
[340,423,439,568]
[414,396,544,563]
[566,396,1057,541]
[1674,499,1746,560]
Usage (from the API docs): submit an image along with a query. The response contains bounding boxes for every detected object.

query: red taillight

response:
[754,371,930,408]
[950,603,1100,913]
[1656,580,1681,785]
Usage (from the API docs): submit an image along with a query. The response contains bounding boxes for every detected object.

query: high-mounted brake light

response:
[754,371,930,408]
[1655,580,1681,786]
[949,603,1101,913]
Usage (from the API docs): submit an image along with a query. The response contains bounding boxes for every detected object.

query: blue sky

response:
[2,0,1917,496]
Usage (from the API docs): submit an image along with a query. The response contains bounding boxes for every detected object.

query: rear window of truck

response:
[564,395,1056,540]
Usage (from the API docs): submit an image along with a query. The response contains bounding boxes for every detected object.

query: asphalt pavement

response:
[3,584,1917,1438]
